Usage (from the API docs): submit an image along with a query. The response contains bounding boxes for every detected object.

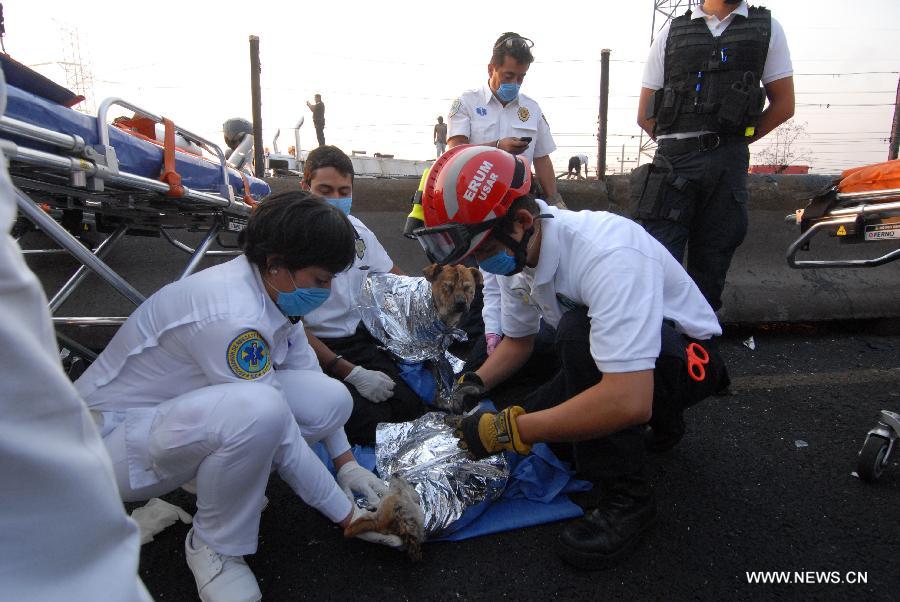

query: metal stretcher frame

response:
[0,79,265,355]
[786,188,900,269]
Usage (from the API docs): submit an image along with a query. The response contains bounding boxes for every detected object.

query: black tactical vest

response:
[651,6,771,137]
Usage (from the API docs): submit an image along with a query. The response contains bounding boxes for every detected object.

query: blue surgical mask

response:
[327,197,352,215]
[267,271,330,317]
[496,83,520,103]
[479,250,518,275]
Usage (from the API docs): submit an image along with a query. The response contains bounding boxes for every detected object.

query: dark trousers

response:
[314,121,325,147]
[520,309,728,484]
[321,324,427,445]
[521,310,646,483]
[638,140,750,311]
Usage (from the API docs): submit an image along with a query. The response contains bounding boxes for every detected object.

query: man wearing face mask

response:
[75,193,401,602]
[300,146,427,445]
[447,31,561,367]
[635,0,794,312]
[414,146,730,570]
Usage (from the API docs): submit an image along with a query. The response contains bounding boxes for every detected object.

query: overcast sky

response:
[6,0,899,174]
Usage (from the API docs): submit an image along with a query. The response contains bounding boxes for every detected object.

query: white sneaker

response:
[184,528,262,602]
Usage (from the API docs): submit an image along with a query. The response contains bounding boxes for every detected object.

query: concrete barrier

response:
[21,173,900,351]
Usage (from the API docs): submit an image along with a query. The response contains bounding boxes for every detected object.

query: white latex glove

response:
[130,498,193,545]
[347,506,403,549]
[344,365,395,403]
[336,460,388,506]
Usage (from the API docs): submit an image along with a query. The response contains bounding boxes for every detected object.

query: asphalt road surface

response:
[133,322,899,601]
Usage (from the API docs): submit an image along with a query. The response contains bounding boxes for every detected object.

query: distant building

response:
[750,165,810,175]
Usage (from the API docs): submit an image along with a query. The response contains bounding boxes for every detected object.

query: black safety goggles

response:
[413,218,501,265]
[494,36,534,50]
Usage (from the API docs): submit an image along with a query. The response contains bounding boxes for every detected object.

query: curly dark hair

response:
[491,32,534,67]
[240,191,356,275]
[303,145,354,186]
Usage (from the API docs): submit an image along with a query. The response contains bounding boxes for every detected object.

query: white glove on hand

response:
[336,460,388,506]
[347,506,403,549]
[344,365,395,403]
[130,498,193,545]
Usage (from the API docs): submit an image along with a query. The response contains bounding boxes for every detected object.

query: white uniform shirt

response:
[0,153,150,601]
[448,83,557,336]
[77,254,319,411]
[498,201,721,373]
[447,83,557,167]
[303,215,393,339]
[642,1,793,139]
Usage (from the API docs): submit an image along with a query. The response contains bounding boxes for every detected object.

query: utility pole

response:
[597,48,611,181]
[890,74,900,161]
[249,35,264,178]
[620,145,626,174]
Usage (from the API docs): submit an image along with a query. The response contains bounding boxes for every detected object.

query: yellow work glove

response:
[445,406,532,459]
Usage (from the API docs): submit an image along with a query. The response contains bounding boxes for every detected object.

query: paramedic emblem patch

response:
[449,98,462,118]
[227,330,271,380]
[517,107,530,122]
[355,236,367,259]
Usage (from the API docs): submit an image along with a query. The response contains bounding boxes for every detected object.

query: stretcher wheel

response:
[857,435,890,482]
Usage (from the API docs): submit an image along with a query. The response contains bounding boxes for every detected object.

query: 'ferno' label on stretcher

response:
[864,222,900,241]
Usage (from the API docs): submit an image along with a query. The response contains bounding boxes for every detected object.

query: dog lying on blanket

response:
[357,264,481,410]
[344,477,425,561]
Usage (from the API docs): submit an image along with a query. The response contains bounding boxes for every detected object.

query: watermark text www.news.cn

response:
[746,571,868,585]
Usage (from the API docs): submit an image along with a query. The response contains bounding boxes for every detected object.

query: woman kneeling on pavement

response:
[75,192,400,602]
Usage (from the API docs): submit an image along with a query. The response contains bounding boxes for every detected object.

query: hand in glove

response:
[344,505,403,549]
[445,406,532,460]
[336,460,388,506]
[449,372,486,413]
[485,333,502,356]
[344,365,395,403]
[130,497,193,545]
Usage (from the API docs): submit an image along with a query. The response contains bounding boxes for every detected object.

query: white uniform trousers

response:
[103,370,353,556]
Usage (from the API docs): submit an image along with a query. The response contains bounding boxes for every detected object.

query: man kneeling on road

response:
[301,145,428,445]
[414,145,729,569]
[76,193,400,602]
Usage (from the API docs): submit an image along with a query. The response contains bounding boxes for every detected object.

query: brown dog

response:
[344,477,426,561]
[423,263,482,328]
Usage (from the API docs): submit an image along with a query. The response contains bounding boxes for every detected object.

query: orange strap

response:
[238,171,258,207]
[159,117,185,198]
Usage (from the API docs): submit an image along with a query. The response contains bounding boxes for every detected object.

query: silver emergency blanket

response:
[358,273,466,409]
[375,412,508,537]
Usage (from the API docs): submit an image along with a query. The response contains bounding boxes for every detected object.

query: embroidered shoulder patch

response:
[227,330,271,380]
[541,112,549,126]
[449,98,462,118]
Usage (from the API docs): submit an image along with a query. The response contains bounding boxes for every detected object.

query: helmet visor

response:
[413,219,498,264]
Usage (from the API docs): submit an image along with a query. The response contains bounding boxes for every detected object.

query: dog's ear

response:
[422,263,443,282]
[468,266,483,287]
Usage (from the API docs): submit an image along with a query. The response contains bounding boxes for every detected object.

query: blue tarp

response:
[2,84,270,201]
[314,425,590,542]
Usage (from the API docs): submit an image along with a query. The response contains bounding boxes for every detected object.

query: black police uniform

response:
[633,7,771,311]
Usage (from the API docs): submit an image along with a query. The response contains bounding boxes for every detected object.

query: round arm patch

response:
[227,330,272,380]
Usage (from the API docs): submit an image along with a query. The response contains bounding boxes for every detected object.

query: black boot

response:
[557,479,656,570]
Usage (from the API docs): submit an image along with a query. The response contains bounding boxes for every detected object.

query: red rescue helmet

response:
[414,145,531,264]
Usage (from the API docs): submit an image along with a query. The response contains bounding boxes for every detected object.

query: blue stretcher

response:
[0,62,270,360]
